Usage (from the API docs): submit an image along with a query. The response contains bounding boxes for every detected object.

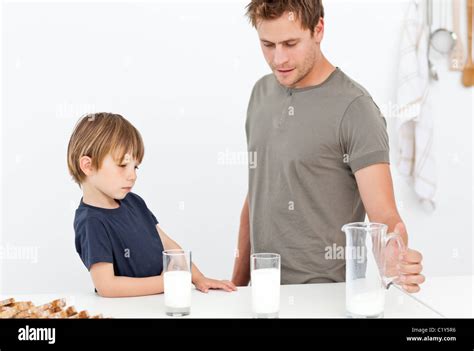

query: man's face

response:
[256,12,323,88]
[88,153,138,200]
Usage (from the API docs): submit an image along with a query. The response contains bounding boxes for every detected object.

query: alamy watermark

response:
[324,243,366,264]
[0,244,39,264]
[217,149,257,169]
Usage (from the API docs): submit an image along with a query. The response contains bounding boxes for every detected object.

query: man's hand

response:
[193,276,237,293]
[393,223,425,293]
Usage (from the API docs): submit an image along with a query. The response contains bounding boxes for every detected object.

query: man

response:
[231,0,425,293]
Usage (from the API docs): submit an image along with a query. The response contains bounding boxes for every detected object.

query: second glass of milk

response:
[251,253,281,318]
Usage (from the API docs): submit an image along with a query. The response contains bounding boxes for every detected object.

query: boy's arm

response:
[156,225,236,292]
[90,262,164,297]
[155,224,205,283]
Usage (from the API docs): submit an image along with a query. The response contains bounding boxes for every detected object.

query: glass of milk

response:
[250,253,281,318]
[342,222,405,318]
[163,249,192,317]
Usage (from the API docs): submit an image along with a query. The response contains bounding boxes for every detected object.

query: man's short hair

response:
[246,0,324,34]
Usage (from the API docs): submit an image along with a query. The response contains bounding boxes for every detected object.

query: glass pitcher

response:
[341,222,406,318]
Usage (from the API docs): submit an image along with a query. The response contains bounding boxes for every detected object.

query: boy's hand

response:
[193,276,237,293]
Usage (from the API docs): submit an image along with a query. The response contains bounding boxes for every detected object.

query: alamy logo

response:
[18,325,56,344]
[324,243,367,264]
[217,149,257,169]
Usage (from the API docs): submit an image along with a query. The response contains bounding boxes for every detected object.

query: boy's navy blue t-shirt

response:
[74,193,164,281]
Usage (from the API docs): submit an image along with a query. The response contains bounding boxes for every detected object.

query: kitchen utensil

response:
[431,0,457,54]
[427,0,439,80]
[450,0,465,70]
[462,0,474,86]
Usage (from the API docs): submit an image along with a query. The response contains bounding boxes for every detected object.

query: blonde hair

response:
[67,112,144,185]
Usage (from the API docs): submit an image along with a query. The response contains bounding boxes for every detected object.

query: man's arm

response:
[231,195,251,286]
[355,163,425,293]
[355,163,405,241]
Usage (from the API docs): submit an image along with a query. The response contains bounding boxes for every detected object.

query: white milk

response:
[251,268,280,314]
[164,271,192,308]
[346,289,385,317]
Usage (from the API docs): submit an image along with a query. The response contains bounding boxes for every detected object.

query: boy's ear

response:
[79,156,94,176]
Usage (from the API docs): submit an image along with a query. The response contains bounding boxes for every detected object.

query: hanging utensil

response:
[427,0,439,80]
[430,0,457,55]
[450,0,465,70]
[462,0,474,86]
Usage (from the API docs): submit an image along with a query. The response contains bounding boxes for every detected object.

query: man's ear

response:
[313,17,324,43]
[79,156,94,177]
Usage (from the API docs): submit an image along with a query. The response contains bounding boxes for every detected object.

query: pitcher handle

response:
[383,232,406,289]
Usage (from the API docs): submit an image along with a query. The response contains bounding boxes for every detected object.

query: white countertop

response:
[3,280,446,318]
[409,275,473,318]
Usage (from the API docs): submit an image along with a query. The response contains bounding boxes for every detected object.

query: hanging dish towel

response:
[395,0,437,212]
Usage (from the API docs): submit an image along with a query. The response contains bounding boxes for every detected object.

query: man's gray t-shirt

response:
[246,67,390,284]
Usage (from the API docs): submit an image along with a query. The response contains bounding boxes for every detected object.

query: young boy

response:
[67,112,237,297]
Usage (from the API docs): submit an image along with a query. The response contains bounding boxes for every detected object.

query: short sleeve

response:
[75,217,113,270]
[339,95,390,173]
[130,193,159,225]
[149,210,159,225]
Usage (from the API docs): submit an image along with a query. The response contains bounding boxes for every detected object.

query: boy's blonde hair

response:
[67,112,144,185]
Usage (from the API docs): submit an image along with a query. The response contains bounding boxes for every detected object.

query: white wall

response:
[1,0,472,294]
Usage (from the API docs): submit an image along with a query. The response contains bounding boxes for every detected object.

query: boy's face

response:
[87,153,139,200]
[257,12,324,88]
